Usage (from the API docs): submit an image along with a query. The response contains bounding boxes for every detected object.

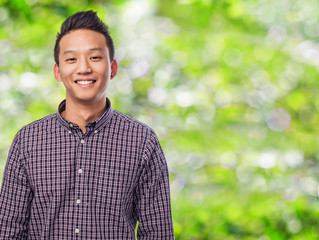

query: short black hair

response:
[54,10,114,66]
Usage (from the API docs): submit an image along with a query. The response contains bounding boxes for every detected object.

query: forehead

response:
[59,29,108,53]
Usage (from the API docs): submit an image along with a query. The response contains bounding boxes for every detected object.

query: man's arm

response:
[135,130,174,239]
[0,132,33,239]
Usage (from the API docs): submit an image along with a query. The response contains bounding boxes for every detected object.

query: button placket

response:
[74,132,86,233]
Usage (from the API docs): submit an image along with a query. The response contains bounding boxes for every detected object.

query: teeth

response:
[76,80,94,85]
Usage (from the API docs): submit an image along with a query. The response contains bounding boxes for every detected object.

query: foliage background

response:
[1,0,319,239]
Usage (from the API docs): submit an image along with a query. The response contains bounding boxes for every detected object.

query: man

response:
[0,10,174,239]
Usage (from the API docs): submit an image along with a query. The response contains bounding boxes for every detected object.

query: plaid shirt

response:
[0,99,174,239]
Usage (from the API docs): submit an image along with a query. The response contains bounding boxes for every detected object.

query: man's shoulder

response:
[19,113,58,134]
[111,110,155,134]
[11,113,58,145]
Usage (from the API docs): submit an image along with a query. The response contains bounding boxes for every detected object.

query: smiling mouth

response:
[75,80,96,85]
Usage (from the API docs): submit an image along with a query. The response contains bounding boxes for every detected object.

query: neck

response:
[61,98,107,133]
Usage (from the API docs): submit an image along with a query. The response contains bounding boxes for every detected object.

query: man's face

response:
[54,29,117,105]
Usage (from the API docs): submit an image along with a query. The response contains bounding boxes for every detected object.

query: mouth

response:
[74,80,96,86]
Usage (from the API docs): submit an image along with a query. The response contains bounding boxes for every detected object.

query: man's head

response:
[54,10,114,66]
[53,10,118,105]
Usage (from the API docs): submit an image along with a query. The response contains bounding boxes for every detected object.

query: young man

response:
[0,10,174,239]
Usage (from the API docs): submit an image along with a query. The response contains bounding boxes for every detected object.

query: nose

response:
[76,59,92,74]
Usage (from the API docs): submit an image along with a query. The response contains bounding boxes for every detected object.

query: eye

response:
[66,58,76,62]
[91,56,103,61]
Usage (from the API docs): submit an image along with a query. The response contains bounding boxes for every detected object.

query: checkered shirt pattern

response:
[0,98,174,239]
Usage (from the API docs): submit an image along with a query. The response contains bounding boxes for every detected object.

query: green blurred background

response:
[1,0,319,239]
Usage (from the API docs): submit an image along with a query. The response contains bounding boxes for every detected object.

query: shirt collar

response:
[56,98,114,132]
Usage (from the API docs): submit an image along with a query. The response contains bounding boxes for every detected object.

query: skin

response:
[54,29,118,133]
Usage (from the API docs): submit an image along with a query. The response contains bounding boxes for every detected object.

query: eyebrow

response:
[63,47,103,55]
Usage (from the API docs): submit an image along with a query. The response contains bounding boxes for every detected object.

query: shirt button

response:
[69,123,73,128]
[68,131,72,134]
[80,139,85,144]
[78,169,83,174]
[75,228,79,233]
[76,199,81,204]
[94,130,98,134]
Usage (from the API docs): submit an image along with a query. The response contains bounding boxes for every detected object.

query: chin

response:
[77,95,104,103]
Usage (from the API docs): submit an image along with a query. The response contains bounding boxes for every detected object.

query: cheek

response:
[97,67,110,78]
[96,62,110,74]
[60,65,75,78]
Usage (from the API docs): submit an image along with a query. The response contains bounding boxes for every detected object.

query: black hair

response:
[54,10,114,65]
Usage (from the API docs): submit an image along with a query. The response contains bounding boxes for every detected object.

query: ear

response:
[110,59,118,80]
[54,64,63,82]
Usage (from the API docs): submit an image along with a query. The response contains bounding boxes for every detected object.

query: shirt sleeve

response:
[135,130,174,239]
[0,131,33,239]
